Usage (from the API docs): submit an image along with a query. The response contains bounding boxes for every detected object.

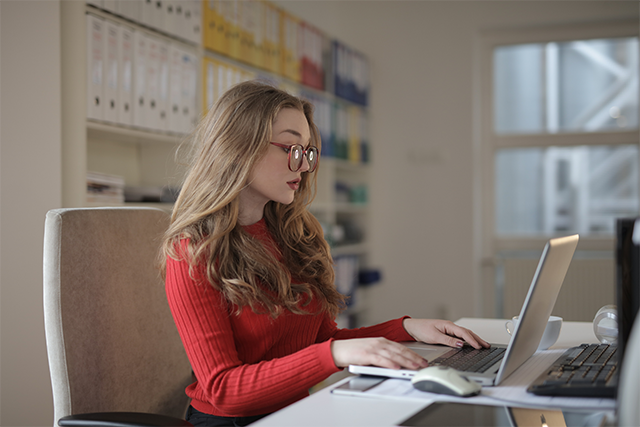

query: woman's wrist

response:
[402,317,419,341]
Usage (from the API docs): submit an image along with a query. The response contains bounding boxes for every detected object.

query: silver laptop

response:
[349,234,579,386]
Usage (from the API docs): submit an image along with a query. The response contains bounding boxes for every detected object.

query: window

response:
[477,22,639,320]
[492,36,639,237]
[494,38,638,135]
[495,145,638,235]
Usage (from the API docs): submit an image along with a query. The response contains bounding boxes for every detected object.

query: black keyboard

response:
[431,346,506,373]
[527,343,618,397]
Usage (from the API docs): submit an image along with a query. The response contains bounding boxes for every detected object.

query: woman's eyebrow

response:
[278,129,303,138]
[277,129,312,147]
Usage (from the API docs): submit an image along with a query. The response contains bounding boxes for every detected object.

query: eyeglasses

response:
[270,142,319,173]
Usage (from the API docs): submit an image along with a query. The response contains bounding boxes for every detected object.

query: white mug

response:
[505,315,563,350]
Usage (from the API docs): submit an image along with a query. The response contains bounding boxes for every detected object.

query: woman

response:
[163,81,488,427]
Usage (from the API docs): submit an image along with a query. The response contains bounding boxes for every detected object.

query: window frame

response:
[476,20,639,254]
[473,20,639,317]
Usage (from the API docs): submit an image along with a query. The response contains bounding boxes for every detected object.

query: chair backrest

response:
[43,207,192,426]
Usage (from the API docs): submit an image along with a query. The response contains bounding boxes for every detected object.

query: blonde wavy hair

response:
[162,80,346,318]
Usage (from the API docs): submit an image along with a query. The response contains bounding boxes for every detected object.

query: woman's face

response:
[239,108,311,221]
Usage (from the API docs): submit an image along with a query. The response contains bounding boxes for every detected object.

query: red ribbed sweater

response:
[165,219,414,417]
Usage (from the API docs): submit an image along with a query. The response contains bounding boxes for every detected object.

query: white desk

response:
[253,318,606,427]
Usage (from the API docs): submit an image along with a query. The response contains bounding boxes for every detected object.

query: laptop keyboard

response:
[527,343,618,397]
[431,346,506,373]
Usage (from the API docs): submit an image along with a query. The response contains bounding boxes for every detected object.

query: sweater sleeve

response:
[315,313,415,344]
[165,255,340,417]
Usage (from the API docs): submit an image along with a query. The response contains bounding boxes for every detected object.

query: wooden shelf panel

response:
[87,120,188,145]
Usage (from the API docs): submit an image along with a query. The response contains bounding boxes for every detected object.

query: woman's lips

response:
[287,179,300,190]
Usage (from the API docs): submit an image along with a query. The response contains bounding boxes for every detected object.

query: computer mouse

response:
[411,366,482,397]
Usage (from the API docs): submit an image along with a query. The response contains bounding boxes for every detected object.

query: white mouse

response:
[411,366,482,397]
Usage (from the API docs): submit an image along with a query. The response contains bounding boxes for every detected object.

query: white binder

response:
[163,1,181,38]
[181,0,202,45]
[145,34,161,130]
[102,0,120,15]
[191,0,202,45]
[86,13,104,121]
[118,25,134,126]
[119,0,141,23]
[103,19,119,124]
[177,0,190,42]
[168,44,184,133]
[140,0,159,30]
[181,49,198,133]
[157,39,170,132]
[204,58,217,113]
[132,29,148,129]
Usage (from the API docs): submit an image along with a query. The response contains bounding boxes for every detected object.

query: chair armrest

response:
[58,412,193,427]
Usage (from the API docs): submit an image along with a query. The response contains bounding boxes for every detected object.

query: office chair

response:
[618,314,640,427]
[43,207,193,427]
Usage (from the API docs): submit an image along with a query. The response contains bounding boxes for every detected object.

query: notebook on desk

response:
[349,234,580,386]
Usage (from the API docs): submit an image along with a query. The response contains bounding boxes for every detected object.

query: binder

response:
[132,29,148,129]
[181,0,202,45]
[359,110,369,163]
[330,41,370,106]
[180,48,199,133]
[141,0,161,30]
[221,0,240,60]
[219,0,231,54]
[263,2,281,75]
[239,0,253,65]
[280,11,300,82]
[347,106,361,164]
[303,92,333,157]
[157,39,170,131]
[252,0,265,69]
[202,0,216,52]
[119,0,141,23]
[202,56,220,114]
[103,19,119,124]
[334,102,348,160]
[209,0,228,55]
[353,51,369,106]
[86,13,105,121]
[145,34,161,130]
[240,0,262,67]
[102,0,119,15]
[300,22,324,90]
[162,1,179,39]
[168,44,184,133]
[118,24,134,126]
[189,0,202,46]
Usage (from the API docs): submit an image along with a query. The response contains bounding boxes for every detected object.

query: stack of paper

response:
[86,171,125,206]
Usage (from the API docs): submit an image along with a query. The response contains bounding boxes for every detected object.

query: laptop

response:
[349,234,579,386]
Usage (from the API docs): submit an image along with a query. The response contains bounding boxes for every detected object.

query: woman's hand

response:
[331,337,429,370]
[403,318,490,349]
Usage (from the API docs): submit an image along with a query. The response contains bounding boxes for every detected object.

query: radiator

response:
[499,254,615,322]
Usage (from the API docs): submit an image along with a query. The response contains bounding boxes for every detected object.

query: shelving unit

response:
[62,0,374,326]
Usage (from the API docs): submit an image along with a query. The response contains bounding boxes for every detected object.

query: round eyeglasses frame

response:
[270,142,319,173]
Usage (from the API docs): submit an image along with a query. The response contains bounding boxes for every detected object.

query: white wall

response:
[275,1,638,326]
[1,1,62,426]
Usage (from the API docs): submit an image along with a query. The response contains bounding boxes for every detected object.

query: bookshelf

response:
[62,0,373,326]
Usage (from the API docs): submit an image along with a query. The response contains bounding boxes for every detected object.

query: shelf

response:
[87,120,189,145]
[331,242,368,256]
[86,201,174,211]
